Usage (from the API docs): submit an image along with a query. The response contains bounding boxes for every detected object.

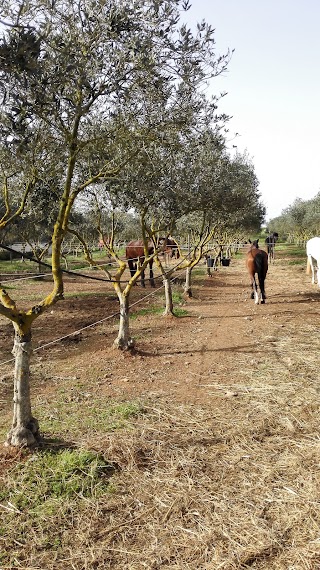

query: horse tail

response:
[255,253,266,293]
[306,256,311,275]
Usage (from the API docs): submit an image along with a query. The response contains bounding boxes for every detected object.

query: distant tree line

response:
[268,193,320,244]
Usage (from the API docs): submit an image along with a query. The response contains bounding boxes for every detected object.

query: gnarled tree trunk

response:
[6,326,39,447]
[163,276,174,316]
[184,266,193,297]
[114,293,135,350]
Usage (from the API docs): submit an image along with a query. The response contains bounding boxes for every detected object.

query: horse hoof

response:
[261,300,265,304]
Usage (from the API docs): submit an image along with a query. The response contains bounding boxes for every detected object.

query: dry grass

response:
[1,247,320,569]
[1,388,320,569]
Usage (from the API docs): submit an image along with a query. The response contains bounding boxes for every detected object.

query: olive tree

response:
[87,105,230,333]
[0,0,232,445]
[67,24,232,346]
[175,140,265,296]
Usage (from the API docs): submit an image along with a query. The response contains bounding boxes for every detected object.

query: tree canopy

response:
[0,0,267,446]
[268,194,320,242]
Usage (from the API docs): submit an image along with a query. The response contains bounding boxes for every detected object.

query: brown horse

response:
[246,239,268,304]
[126,238,179,287]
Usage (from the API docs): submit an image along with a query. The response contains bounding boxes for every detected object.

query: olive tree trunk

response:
[6,327,39,447]
[184,266,193,298]
[163,276,174,316]
[114,293,135,350]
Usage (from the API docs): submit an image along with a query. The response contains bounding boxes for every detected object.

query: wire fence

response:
[0,240,242,367]
[0,279,170,367]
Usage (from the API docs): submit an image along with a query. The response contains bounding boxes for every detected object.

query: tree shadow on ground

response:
[134,343,271,358]
[37,436,78,451]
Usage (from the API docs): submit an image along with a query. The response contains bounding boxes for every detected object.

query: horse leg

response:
[316,259,320,287]
[309,255,316,284]
[250,276,255,298]
[259,276,266,303]
[140,269,146,287]
[136,256,145,287]
[250,275,259,304]
[128,259,136,279]
[252,276,259,304]
[310,256,320,285]
[149,259,155,287]
[257,256,267,304]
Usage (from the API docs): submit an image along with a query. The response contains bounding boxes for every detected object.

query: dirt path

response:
[2,250,320,569]
[0,252,314,410]
[0,250,317,426]
[92,253,316,406]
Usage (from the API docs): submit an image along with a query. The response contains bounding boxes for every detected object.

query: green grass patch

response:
[0,260,46,273]
[37,398,144,438]
[130,306,163,319]
[0,447,117,566]
[172,290,184,304]
[1,385,139,556]
[173,307,189,317]
[64,291,110,299]
[287,259,306,266]
[275,244,306,264]
[276,244,305,256]
[117,247,126,258]
[0,449,113,515]
[192,268,206,277]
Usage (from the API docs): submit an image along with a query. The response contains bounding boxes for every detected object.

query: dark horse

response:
[246,239,268,304]
[265,232,278,262]
[126,237,179,287]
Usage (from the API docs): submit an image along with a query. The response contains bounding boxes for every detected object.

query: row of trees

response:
[268,194,320,243]
[0,0,265,447]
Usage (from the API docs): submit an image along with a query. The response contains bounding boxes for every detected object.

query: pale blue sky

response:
[186,0,320,221]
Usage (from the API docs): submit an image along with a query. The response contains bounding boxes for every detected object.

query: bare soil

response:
[0,249,313,408]
[1,248,320,569]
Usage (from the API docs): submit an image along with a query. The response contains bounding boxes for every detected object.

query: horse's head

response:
[158,237,179,258]
[252,239,259,248]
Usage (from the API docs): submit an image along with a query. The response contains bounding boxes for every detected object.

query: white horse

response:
[306,237,320,286]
